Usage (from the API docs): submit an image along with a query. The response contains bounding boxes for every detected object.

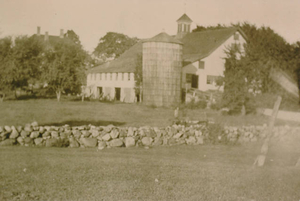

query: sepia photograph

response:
[0,0,300,200]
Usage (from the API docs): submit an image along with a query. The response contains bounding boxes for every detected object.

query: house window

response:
[199,61,205,69]
[186,74,193,83]
[183,24,187,32]
[207,75,219,85]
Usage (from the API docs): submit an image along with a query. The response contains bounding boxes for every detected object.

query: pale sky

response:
[1,0,300,53]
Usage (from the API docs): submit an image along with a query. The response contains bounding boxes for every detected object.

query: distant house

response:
[86,14,247,104]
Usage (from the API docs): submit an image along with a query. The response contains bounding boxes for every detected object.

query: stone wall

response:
[0,121,299,149]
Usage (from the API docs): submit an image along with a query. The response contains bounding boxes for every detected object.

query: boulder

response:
[80,138,97,148]
[110,129,119,139]
[81,130,91,138]
[0,139,16,146]
[69,137,80,148]
[51,131,59,138]
[9,129,19,139]
[4,126,12,133]
[0,126,3,133]
[45,138,59,147]
[125,137,135,147]
[72,130,81,139]
[104,125,114,133]
[141,137,153,146]
[186,136,197,145]
[173,132,183,139]
[24,137,33,146]
[98,141,106,150]
[102,134,111,141]
[163,137,168,145]
[153,137,163,146]
[17,136,24,145]
[127,127,134,136]
[34,138,44,146]
[147,129,157,138]
[31,121,39,127]
[30,131,40,139]
[24,124,33,132]
[42,131,50,138]
[196,136,204,145]
[119,129,127,137]
[91,130,100,138]
[109,139,123,147]
[20,130,30,138]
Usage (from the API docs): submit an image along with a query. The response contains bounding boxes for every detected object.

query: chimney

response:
[37,26,41,36]
[44,32,49,41]
[60,29,64,38]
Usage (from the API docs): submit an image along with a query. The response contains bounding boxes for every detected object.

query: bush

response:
[206,123,228,144]
[185,99,207,109]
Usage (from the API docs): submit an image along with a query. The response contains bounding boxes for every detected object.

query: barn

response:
[86,14,247,106]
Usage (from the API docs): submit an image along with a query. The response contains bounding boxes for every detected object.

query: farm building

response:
[86,14,247,106]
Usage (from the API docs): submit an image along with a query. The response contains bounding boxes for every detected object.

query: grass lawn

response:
[0,142,300,201]
[0,99,299,127]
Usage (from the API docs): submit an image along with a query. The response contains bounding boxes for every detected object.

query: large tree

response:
[42,38,88,101]
[93,32,139,63]
[0,35,44,100]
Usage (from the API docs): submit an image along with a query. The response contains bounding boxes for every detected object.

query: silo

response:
[142,32,183,107]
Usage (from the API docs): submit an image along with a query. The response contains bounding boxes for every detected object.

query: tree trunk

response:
[56,90,61,102]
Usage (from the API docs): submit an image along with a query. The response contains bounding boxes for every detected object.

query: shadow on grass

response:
[41,120,126,127]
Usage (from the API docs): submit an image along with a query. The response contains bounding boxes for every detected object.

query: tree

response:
[42,38,87,101]
[0,35,45,100]
[93,32,139,63]
[64,30,81,46]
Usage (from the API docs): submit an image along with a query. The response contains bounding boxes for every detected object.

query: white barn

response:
[86,14,247,103]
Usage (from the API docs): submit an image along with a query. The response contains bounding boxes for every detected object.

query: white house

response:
[86,13,247,103]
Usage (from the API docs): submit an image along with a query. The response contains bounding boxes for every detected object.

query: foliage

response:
[185,99,207,110]
[0,36,45,97]
[41,38,88,101]
[93,32,139,62]
[206,123,227,144]
[64,30,81,46]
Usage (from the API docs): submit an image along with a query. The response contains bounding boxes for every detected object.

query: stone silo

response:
[142,32,183,107]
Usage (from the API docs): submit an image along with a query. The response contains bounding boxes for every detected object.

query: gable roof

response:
[181,27,241,62]
[88,40,143,73]
[144,32,183,44]
[177,14,193,23]
[89,27,246,73]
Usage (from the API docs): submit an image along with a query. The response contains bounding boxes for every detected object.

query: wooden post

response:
[253,96,282,167]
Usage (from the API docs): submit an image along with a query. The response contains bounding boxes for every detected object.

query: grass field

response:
[0,99,299,127]
[0,142,300,201]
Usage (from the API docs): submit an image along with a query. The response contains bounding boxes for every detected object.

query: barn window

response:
[199,61,205,69]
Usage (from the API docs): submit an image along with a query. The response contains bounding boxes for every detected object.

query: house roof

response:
[177,14,193,23]
[89,27,246,73]
[31,34,64,43]
[144,32,183,45]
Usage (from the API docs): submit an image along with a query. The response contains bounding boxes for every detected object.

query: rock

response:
[20,130,30,138]
[0,139,16,146]
[24,124,33,132]
[153,137,163,146]
[73,130,81,139]
[91,130,100,138]
[17,137,24,145]
[39,127,45,133]
[31,121,38,127]
[51,131,59,138]
[34,138,44,146]
[109,139,123,147]
[173,132,183,139]
[24,137,33,146]
[168,138,178,146]
[110,129,119,139]
[60,138,70,147]
[4,126,12,133]
[0,126,3,133]
[102,134,111,141]
[104,125,114,133]
[125,137,135,147]
[81,130,91,138]
[141,137,153,146]
[46,138,59,147]
[42,131,50,138]
[69,137,80,148]
[80,138,98,148]
[9,129,19,139]
[186,136,197,145]
[196,136,204,145]
[119,129,127,137]
[127,127,134,136]
[163,137,168,145]
[98,141,106,150]
[30,131,40,139]
[195,130,202,137]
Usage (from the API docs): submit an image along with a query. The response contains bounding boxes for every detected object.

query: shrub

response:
[206,123,228,144]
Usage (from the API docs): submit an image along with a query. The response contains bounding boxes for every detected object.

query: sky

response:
[1,0,300,53]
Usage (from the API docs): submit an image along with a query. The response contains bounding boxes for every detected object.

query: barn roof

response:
[88,27,246,73]
[144,32,183,44]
